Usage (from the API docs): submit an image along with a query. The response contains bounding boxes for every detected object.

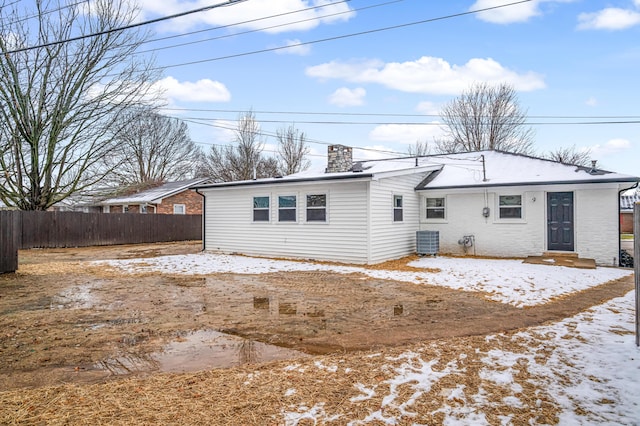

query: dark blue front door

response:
[547,192,574,251]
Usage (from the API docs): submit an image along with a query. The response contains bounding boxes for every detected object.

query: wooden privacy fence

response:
[0,211,202,274]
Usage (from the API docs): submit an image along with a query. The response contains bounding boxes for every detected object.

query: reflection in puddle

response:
[96,330,307,376]
[50,283,100,309]
[393,304,404,316]
[279,302,297,315]
[253,297,270,310]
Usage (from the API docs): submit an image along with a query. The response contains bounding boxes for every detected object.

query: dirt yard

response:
[0,242,634,424]
[1,241,633,390]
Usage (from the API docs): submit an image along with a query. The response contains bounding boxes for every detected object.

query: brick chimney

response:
[326,145,353,173]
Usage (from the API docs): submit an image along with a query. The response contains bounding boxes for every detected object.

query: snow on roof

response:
[194,150,639,190]
[416,150,639,189]
[101,178,208,205]
[620,194,640,211]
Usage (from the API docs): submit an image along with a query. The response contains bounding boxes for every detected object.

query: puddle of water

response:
[393,304,404,316]
[96,329,307,376]
[50,282,100,310]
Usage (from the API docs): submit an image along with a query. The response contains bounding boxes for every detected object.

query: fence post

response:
[0,211,19,274]
[635,202,639,347]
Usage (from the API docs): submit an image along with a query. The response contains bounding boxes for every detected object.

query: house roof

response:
[101,178,208,205]
[621,194,640,211]
[193,150,639,191]
[414,150,639,190]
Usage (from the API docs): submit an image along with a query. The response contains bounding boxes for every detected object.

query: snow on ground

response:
[279,291,640,425]
[98,253,632,307]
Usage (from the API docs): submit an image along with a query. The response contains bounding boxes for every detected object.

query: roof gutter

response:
[194,188,206,252]
[417,177,640,191]
[619,182,639,266]
[193,173,374,190]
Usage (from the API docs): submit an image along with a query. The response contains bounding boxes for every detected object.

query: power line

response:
[172,115,640,127]
[180,117,407,156]
[134,0,397,57]
[138,0,355,48]
[3,0,88,26]
[161,107,640,121]
[4,0,249,54]
[148,0,534,71]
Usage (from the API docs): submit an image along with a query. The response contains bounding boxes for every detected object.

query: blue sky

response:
[137,0,640,175]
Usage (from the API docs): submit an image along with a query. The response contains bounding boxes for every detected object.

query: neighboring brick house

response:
[99,178,208,215]
[620,193,639,234]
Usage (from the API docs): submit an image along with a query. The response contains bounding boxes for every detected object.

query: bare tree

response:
[407,140,431,157]
[200,111,279,182]
[105,108,201,186]
[0,0,158,210]
[436,82,535,155]
[276,124,310,175]
[544,145,591,166]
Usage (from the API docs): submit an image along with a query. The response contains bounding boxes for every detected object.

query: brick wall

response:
[621,212,633,234]
[156,190,203,214]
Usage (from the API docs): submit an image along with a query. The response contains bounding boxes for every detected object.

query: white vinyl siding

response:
[203,181,369,264]
[368,173,425,264]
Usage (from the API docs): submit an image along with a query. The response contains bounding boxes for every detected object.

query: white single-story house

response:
[193,146,639,266]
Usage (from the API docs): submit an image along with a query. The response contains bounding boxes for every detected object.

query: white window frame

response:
[141,204,148,214]
[278,195,297,223]
[496,194,525,222]
[393,194,403,222]
[306,193,327,223]
[103,205,110,213]
[425,197,446,221]
[253,196,270,222]
[123,205,129,213]
[173,204,186,215]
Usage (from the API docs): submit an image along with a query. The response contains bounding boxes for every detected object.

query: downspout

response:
[195,188,206,252]
[619,182,639,266]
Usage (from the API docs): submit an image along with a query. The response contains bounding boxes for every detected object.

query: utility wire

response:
[161,107,640,120]
[148,0,533,71]
[134,0,397,57]
[138,0,355,47]
[5,0,249,54]
[3,0,88,26]
[174,116,640,127]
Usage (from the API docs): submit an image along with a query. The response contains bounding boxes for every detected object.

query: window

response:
[141,205,148,214]
[253,196,270,222]
[123,205,129,213]
[278,195,297,222]
[499,195,522,219]
[393,195,403,222]
[306,194,327,222]
[103,205,110,213]
[173,204,186,215]
[426,197,445,219]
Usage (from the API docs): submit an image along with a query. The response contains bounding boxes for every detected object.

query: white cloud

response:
[306,56,545,95]
[154,76,231,103]
[328,87,366,107]
[369,123,446,145]
[577,7,640,30]
[471,0,575,24]
[140,0,355,34]
[588,138,632,156]
[274,39,311,55]
[471,0,541,24]
[585,97,598,107]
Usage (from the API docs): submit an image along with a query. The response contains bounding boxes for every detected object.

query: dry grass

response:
[0,333,561,425]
